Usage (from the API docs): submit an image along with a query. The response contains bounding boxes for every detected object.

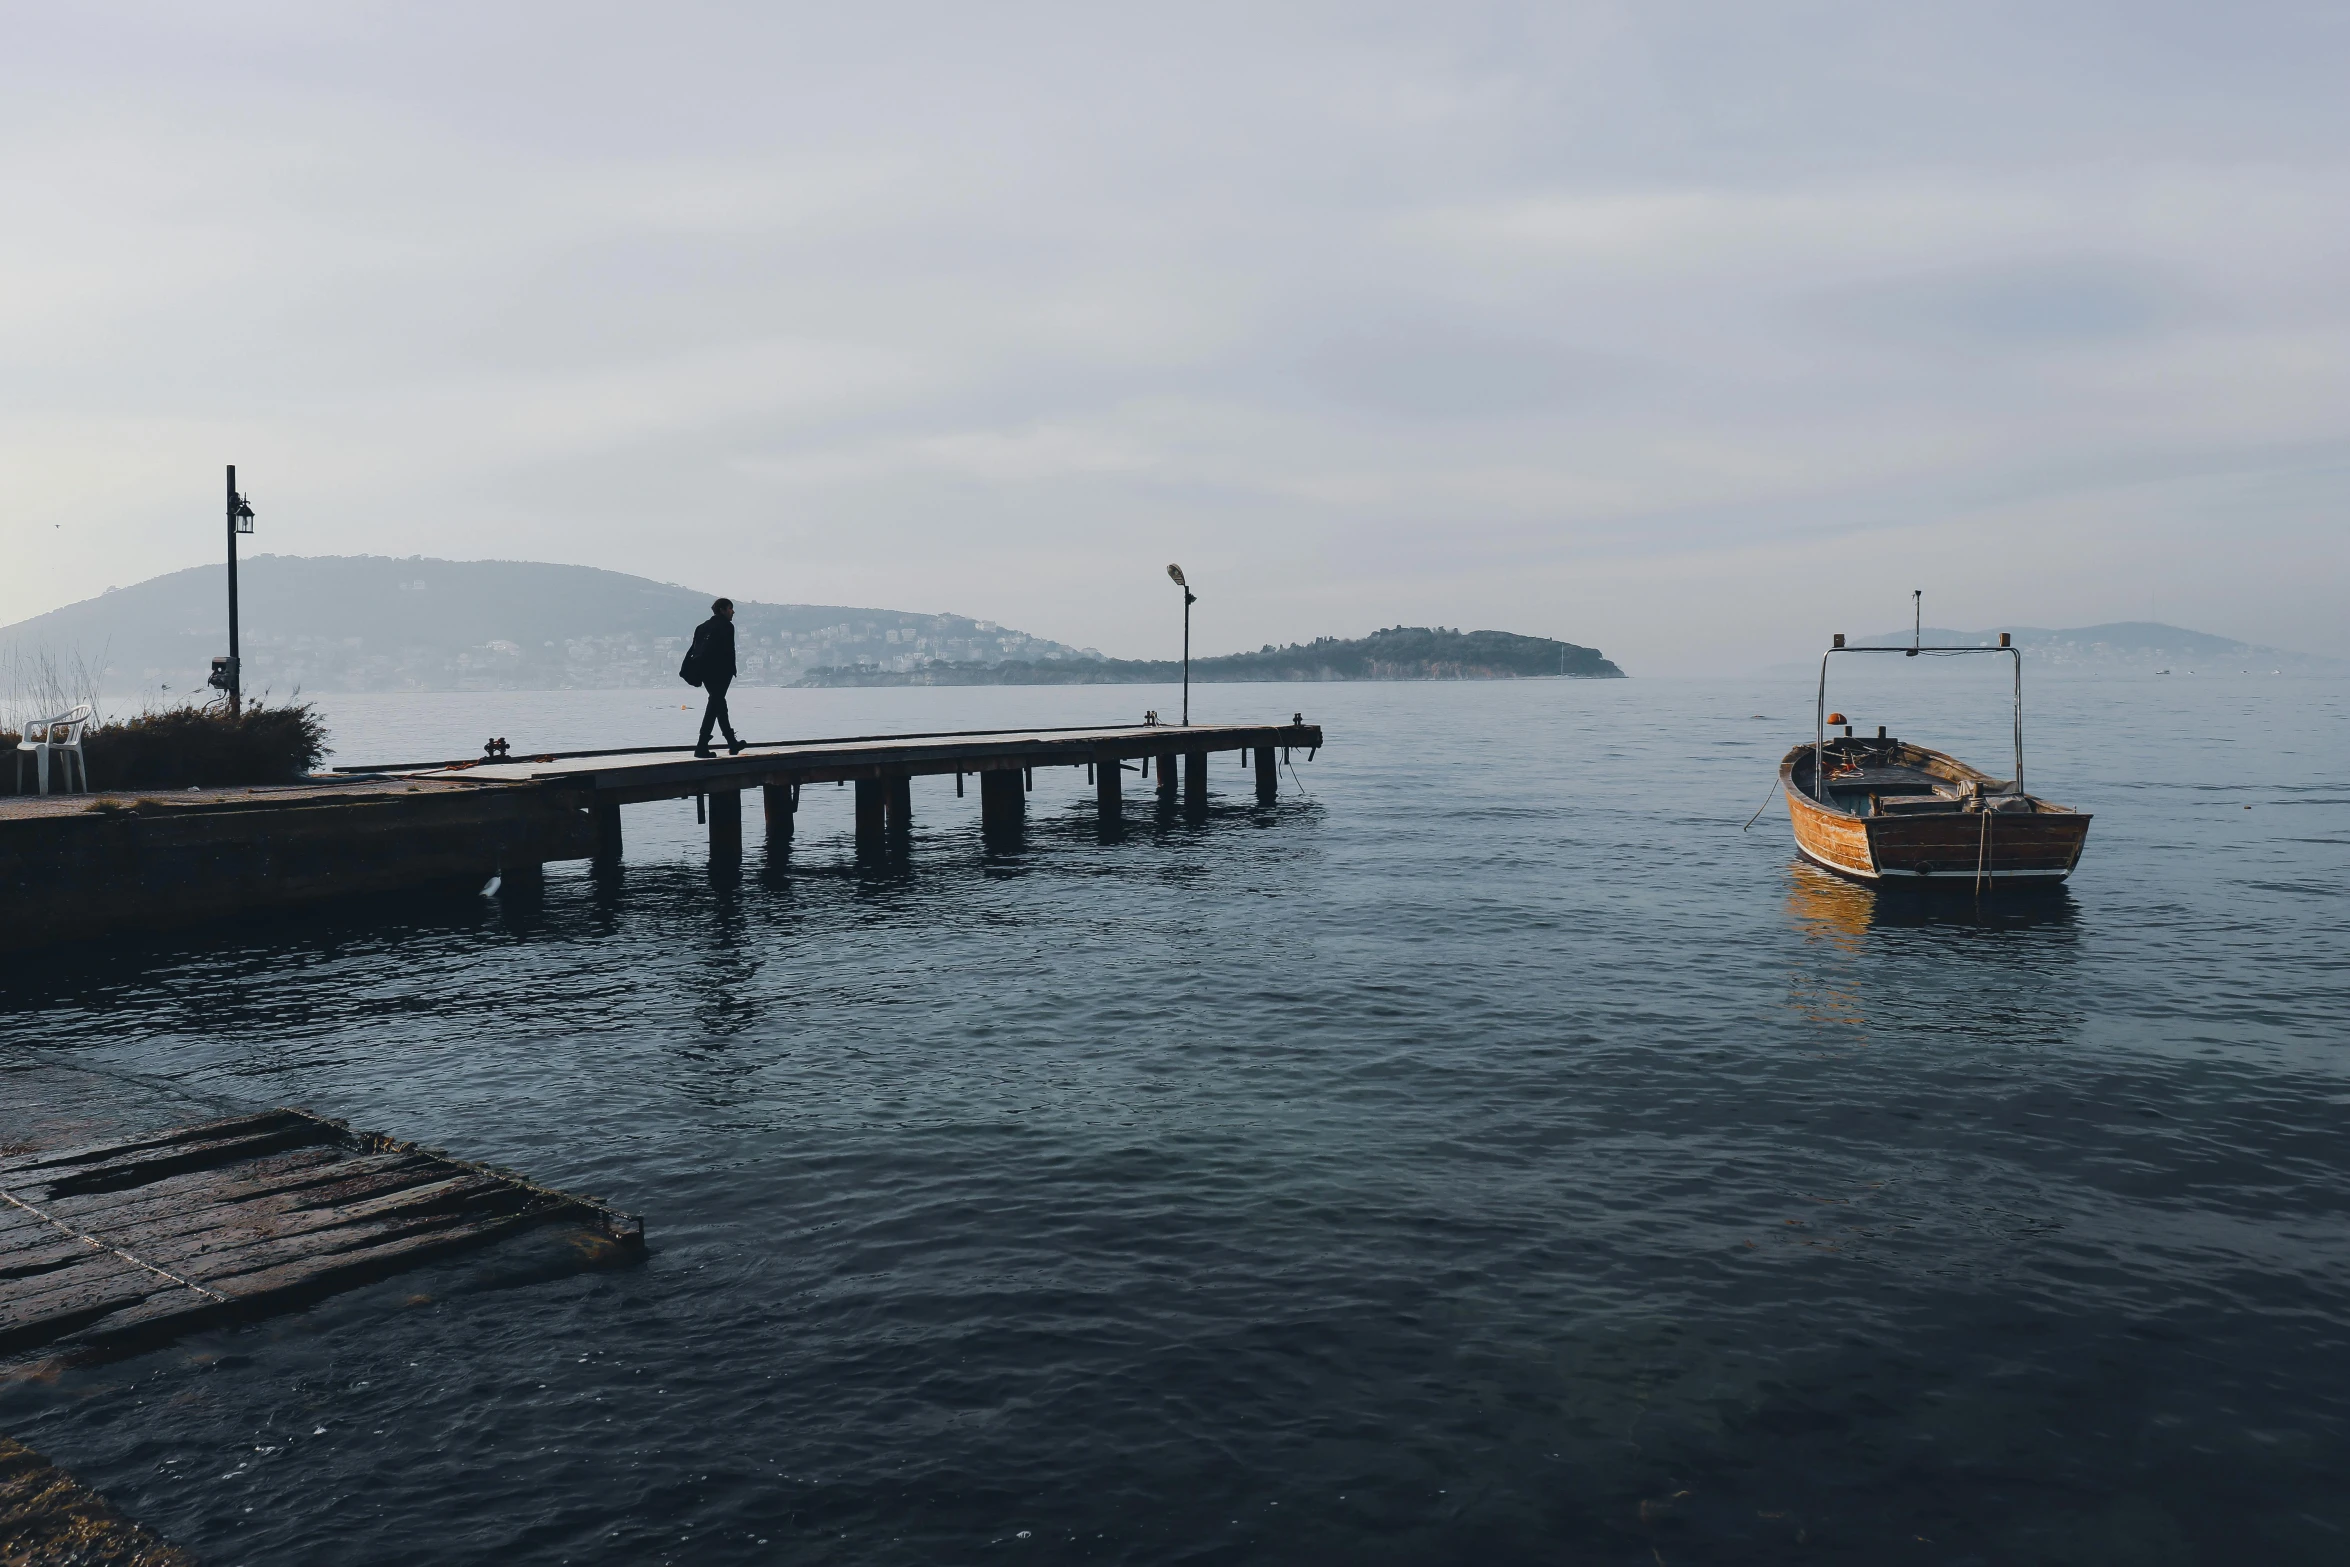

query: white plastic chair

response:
[14,703,93,794]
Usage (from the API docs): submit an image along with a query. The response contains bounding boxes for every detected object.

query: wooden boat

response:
[1779,633,2090,886]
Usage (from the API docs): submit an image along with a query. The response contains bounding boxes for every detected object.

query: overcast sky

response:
[5,2,2345,672]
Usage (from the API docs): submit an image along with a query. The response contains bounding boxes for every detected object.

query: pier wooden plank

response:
[29,1145,385,1225]
[0,1264,179,1356]
[33,1126,336,1200]
[0,1177,529,1341]
[73,1210,553,1350]
[0,1236,98,1283]
[0,1110,311,1180]
[0,1109,641,1358]
[44,1163,488,1265]
[28,1154,418,1245]
[130,1198,528,1293]
[381,720,1322,804]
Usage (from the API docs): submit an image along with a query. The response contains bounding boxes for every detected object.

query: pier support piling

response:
[886,775,912,832]
[1096,753,1122,818]
[763,783,795,844]
[1157,751,1179,804]
[1255,745,1277,802]
[592,799,623,861]
[980,767,1024,835]
[708,787,742,858]
[854,779,886,850]
[1185,750,1208,807]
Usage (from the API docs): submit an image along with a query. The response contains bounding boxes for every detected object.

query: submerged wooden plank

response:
[136,1181,532,1283]
[55,1208,555,1351]
[0,1108,642,1358]
[0,1110,310,1182]
[0,1263,184,1357]
[32,1125,337,1201]
[0,1433,195,1567]
[42,1151,445,1243]
[50,1172,509,1287]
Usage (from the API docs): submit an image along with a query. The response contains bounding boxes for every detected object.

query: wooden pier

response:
[0,719,1321,947]
[352,718,1322,863]
[0,1109,641,1359]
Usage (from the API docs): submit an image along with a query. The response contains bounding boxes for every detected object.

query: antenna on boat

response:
[1909,590,1921,657]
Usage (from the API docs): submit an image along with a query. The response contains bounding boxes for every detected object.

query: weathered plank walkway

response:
[0,719,1324,946]
[357,718,1324,860]
[0,1109,641,1359]
[0,1434,194,1566]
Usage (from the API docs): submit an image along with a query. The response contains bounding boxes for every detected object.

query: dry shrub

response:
[4,702,329,793]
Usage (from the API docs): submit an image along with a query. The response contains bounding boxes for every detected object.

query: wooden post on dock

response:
[1157,750,1179,804]
[1184,750,1208,807]
[763,783,794,843]
[980,766,1024,833]
[708,787,742,857]
[592,799,623,861]
[854,778,885,849]
[1096,753,1122,818]
[1255,745,1277,802]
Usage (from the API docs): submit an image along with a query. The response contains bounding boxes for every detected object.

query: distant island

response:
[798,627,1625,686]
[0,557,1626,693]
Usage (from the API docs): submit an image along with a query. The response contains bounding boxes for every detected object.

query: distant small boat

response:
[1780,631,2091,886]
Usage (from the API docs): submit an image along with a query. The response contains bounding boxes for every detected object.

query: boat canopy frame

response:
[1814,642,2023,803]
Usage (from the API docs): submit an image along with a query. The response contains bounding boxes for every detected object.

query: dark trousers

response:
[696,677,738,749]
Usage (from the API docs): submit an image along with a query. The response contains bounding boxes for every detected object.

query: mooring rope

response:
[1974,802,1992,897]
[1742,777,1782,831]
[0,1188,228,1302]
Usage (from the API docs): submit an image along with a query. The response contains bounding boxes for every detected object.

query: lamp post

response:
[1166,563,1195,725]
[211,466,256,713]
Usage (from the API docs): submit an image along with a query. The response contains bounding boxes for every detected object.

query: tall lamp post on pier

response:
[1166,563,1194,725]
[209,466,256,714]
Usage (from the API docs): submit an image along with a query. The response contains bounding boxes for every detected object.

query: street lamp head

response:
[1166,563,1186,588]
[233,495,255,534]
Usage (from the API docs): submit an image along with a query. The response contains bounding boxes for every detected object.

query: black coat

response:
[682,616,737,686]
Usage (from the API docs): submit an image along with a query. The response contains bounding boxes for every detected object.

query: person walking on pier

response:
[681,597,743,757]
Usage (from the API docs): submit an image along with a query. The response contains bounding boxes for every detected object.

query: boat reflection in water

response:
[1785,860,2078,942]
[1781,861,2081,1048]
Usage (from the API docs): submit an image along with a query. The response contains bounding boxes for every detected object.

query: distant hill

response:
[0,556,1100,694]
[799,627,1626,686]
[1846,622,2341,673]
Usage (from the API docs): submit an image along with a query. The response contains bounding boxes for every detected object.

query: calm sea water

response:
[4,673,2347,1566]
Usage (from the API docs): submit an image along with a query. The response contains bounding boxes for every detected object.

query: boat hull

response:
[1779,748,2090,885]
